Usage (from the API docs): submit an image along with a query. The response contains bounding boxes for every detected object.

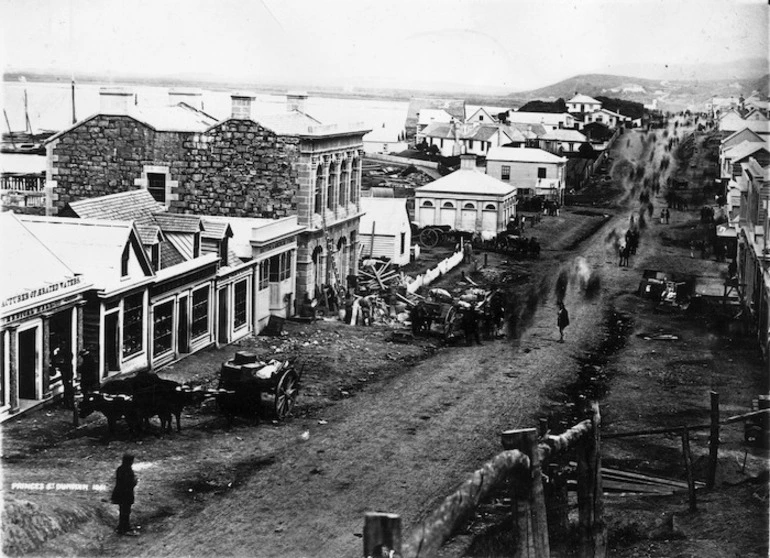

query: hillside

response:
[511,74,665,100]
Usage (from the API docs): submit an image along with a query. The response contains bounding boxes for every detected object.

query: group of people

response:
[618,228,640,267]
[49,342,99,409]
[660,208,671,224]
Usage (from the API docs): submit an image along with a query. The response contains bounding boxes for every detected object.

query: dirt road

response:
[5,123,766,558]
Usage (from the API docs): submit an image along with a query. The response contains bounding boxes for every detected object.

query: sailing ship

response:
[2,85,58,155]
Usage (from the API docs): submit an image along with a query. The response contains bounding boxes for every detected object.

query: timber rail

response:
[363,402,606,558]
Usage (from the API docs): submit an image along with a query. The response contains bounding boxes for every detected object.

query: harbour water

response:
[2,81,410,136]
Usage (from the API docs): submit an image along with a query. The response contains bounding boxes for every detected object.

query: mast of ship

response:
[71,78,77,124]
[23,84,32,134]
[3,109,17,149]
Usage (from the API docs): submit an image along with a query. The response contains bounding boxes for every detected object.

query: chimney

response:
[99,87,133,115]
[287,91,308,113]
[460,154,476,171]
[230,93,255,120]
[169,88,203,110]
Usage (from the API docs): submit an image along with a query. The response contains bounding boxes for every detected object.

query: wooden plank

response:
[681,427,697,512]
[601,479,675,494]
[707,391,719,489]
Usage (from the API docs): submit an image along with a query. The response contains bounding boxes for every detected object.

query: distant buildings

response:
[485,147,567,203]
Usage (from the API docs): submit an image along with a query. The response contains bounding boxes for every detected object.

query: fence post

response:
[680,427,697,512]
[577,402,606,558]
[363,512,402,558]
[707,391,720,489]
[502,428,549,558]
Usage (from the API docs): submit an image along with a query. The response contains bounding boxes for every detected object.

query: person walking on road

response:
[462,305,482,346]
[111,454,138,535]
[557,301,570,343]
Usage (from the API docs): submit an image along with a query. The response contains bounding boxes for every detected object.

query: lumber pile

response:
[358,259,407,293]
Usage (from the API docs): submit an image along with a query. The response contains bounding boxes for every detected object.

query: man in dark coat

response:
[462,306,482,346]
[77,349,99,393]
[111,454,138,535]
[557,301,570,342]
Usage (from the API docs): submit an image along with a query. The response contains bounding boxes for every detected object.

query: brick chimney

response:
[460,154,476,171]
[99,87,133,115]
[231,93,255,120]
[287,91,308,113]
[169,88,203,110]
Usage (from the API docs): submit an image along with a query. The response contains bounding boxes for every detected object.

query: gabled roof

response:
[542,129,588,142]
[486,147,567,164]
[596,107,630,120]
[724,140,770,162]
[568,94,601,105]
[505,122,548,138]
[421,122,502,142]
[15,215,154,290]
[136,224,163,245]
[417,169,516,197]
[721,127,764,146]
[0,213,90,310]
[251,109,323,135]
[201,219,234,240]
[418,108,455,126]
[507,111,571,127]
[152,213,204,234]
[359,197,410,236]
[65,189,164,225]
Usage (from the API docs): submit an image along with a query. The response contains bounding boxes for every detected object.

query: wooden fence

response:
[363,402,606,558]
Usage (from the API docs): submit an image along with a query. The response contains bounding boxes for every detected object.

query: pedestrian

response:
[463,241,473,264]
[52,343,74,409]
[111,454,138,535]
[77,348,98,393]
[665,208,670,224]
[462,305,482,346]
[557,301,570,343]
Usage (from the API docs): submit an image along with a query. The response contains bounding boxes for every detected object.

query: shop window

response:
[269,252,292,282]
[259,262,269,290]
[191,288,209,339]
[122,293,144,357]
[233,280,248,328]
[153,301,174,356]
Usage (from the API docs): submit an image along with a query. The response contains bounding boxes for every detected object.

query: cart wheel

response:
[274,370,299,420]
[420,228,440,248]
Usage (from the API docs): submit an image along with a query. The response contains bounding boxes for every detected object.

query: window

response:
[538,167,547,179]
[259,262,269,290]
[463,203,476,209]
[122,293,144,357]
[421,200,434,207]
[219,238,229,267]
[485,203,496,210]
[501,165,511,181]
[400,232,406,255]
[233,280,248,329]
[147,173,166,203]
[339,162,348,206]
[440,139,444,148]
[269,252,292,282]
[153,300,173,356]
[327,163,337,211]
[121,244,130,277]
[478,115,484,121]
[350,158,359,204]
[468,140,474,150]
[151,244,160,271]
[442,201,455,208]
[191,288,209,339]
[315,165,324,214]
[193,233,201,258]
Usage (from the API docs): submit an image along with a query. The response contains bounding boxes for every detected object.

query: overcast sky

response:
[1,0,767,92]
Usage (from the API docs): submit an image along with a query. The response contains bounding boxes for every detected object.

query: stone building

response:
[45,88,369,309]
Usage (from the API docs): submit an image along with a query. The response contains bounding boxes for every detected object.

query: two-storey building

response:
[485,147,567,203]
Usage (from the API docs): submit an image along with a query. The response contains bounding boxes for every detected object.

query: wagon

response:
[216,351,302,421]
[414,300,463,341]
[415,224,473,249]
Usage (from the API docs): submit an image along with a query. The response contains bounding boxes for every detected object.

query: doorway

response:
[104,312,120,372]
[178,296,189,354]
[18,327,38,399]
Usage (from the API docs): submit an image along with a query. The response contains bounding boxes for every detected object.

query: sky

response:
[1,0,767,93]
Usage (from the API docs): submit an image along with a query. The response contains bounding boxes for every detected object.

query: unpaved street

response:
[4,125,767,558]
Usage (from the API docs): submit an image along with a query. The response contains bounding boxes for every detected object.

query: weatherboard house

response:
[44,88,370,308]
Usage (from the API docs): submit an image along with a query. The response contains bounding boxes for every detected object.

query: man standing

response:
[557,301,570,343]
[462,305,482,346]
[111,454,138,535]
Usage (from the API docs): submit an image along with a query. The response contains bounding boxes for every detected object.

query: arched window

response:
[314,164,324,214]
[421,200,434,207]
[442,201,455,208]
[463,202,476,210]
[484,203,496,210]
[350,157,360,204]
[311,245,323,264]
[327,161,337,211]
[337,236,347,250]
[339,160,348,206]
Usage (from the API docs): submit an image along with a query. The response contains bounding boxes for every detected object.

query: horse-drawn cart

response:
[215,351,302,422]
[416,224,473,248]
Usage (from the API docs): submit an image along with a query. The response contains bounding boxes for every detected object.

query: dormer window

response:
[193,233,201,258]
[121,244,130,277]
[220,237,229,267]
[151,244,160,271]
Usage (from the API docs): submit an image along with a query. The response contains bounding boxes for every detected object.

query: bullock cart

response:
[213,351,302,422]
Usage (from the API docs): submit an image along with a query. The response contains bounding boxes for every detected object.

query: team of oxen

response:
[78,374,236,437]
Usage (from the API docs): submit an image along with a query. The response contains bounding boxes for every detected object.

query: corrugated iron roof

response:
[542,129,588,142]
[152,213,204,234]
[417,169,516,196]
[487,147,567,164]
[359,198,410,236]
[66,190,164,225]
[725,140,770,163]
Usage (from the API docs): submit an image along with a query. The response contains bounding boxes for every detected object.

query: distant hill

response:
[511,74,665,100]
[748,74,769,96]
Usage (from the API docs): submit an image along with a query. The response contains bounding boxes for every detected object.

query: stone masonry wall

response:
[49,116,299,219]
